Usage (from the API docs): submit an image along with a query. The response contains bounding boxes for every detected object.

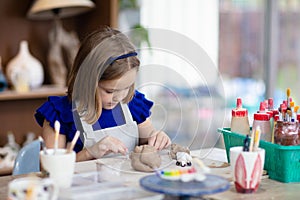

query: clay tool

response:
[287,88,291,108]
[243,135,250,152]
[290,101,295,121]
[38,136,48,155]
[54,120,60,154]
[290,101,295,108]
[67,131,80,153]
[253,126,261,152]
[271,114,279,143]
[249,129,255,152]
[287,110,292,122]
[294,106,299,122]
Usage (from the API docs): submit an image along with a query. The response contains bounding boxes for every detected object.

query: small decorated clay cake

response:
[156,158,210,182]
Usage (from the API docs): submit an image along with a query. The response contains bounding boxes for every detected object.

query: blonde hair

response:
[68,26,139,124]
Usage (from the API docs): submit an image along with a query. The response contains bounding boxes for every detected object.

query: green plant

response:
[119,0,139,10]
[131,24,151,48]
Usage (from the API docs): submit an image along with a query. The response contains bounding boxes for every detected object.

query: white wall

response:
[139,0,219,87]
[140,0,219,65]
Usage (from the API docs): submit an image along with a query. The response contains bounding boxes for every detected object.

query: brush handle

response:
[54,120,60,154]
[67,131,80,153]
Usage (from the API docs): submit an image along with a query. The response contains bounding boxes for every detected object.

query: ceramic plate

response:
[140,174,230,197]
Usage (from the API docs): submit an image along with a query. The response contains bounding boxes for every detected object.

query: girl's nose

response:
[112,90,126,102]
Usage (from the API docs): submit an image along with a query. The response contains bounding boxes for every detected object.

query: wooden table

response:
[0,167,12,176]
[1,148,300,200]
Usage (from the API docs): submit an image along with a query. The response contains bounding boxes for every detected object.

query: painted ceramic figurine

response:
[175,152,192,167]
[170,143,192,167]
[157,158,210,182]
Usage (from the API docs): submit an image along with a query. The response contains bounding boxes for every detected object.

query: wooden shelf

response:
[0,85,67,101]
[0,85,67,147]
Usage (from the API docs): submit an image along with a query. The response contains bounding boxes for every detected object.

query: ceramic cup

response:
[230,146,265,193]
[8,176,58,200]
[40,149,76,188]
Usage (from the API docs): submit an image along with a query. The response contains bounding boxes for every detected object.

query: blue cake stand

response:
[140,174,230,200]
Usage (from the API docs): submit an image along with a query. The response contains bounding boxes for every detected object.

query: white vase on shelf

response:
[6,40,44,92]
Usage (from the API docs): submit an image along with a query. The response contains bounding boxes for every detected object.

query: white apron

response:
[79,103,139,153]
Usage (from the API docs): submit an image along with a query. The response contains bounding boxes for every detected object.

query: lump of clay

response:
[170,143,190,160]
[130,145,161,172]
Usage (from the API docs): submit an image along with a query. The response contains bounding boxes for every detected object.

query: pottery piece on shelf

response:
[48,20,79,87]
[6,40,44,91]
[0,56,8,92]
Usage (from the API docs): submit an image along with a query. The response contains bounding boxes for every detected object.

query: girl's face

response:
[98,68,137,110]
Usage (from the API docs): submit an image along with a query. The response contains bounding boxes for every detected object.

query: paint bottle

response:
[267,98,279,137]
[271,114,279,143]
[230,98,250,135]
[252,102,271,142]
[297,114,300,144]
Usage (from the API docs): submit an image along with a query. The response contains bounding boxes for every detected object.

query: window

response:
[118,0,300,149]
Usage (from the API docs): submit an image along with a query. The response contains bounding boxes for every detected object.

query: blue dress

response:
[34,90,153,153]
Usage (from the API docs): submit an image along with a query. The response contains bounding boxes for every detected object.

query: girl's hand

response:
[86,136,128,159]
[148,131,171,150]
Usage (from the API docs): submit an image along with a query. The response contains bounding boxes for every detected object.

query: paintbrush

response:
[287,88,291,109]
[293,105,299,122]
[290,101,295,121]
[38,136,48,155]
[67,131,80,153]
[253,126,261,152]
[243,135,250,152]
[54,120,60,154]
[249,128,255,152]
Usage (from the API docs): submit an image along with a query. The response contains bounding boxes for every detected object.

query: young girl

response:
[35,26,171,161]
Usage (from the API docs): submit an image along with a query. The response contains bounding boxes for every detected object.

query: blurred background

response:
[118,0,300,149]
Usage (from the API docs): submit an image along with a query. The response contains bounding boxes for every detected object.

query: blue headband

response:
[105,52,138,66]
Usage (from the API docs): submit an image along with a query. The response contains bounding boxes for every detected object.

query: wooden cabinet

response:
[0,86,66,146]
[0,0,118,146]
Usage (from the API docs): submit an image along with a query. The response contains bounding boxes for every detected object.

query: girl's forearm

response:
[76,148,93,162]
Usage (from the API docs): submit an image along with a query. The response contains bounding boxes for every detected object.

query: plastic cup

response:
[96,160,122,183]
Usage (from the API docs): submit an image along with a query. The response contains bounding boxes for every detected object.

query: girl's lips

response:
[106,102,118,108]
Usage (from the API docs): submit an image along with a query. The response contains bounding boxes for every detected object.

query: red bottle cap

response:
[232,98,248,117]
[283,100,287,107]
[280,104,287,112]
[272,110,279,117]
[259,102,266,112]
[297,114,300,122]
[236,98,242,109]
[254,112,270,121]
[268,98,274,110]
[232,109,248,117]
[274,114,279,121]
